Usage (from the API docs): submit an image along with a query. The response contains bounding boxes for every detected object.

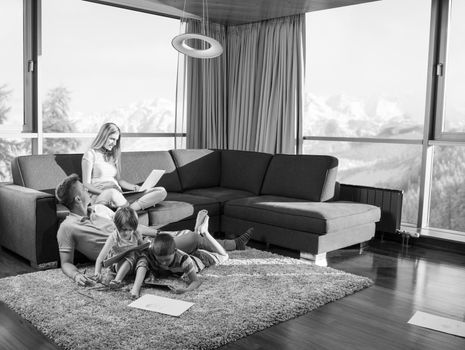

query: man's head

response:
[55,174,90,212]
[151,233,176,266]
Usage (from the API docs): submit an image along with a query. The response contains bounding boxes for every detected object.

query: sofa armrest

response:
[0,184,59,267]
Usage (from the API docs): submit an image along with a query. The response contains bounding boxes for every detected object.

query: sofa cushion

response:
[166,192,221,217]
[120,151,182,192]
[170,149,221,190]
[146,200,194,227]
[220,150,272,195]
[12,154,83,193]
[185,187,254,205]
[224,195,380,234]
[261,154,338,202]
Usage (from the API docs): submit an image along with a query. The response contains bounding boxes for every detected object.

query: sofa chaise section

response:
[221,154,381,263]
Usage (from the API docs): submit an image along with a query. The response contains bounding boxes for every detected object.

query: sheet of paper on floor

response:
[408,311,465,338]
[128,294,194,317]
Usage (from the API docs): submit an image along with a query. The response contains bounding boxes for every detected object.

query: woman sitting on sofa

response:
[82,122,167,211]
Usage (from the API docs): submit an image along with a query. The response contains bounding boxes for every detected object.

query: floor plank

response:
[1,240,465,350]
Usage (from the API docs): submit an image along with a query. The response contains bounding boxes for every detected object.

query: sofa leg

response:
[359,241,369,254]
[300,252,327,267]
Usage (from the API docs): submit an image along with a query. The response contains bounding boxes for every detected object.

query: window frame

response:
[432,0,465,142]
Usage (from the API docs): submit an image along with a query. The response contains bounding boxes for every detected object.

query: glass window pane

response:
[40,0,179,134]
[429,145,465,232]
[0,0,23,131]
[42,137,91,155]
[42,136,186,154]
[303,141,421,225]
[305,0,430,139]
[121,137,181,152]
[442,0,465,133]
[0,138,32,182]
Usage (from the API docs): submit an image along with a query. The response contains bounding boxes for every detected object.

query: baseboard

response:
[414,236,465,255]
[375,230,465,256]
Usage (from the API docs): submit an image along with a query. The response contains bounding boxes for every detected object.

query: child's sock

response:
[235,227,254,250]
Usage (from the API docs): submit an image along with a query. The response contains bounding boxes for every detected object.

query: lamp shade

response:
[172,33,223,59]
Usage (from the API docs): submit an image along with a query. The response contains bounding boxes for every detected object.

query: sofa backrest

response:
[12,154,83,194]
[170,149,221,190]
[220,150,272,195]
[12,151,183,194]
[120,151,182,192]
[261,154,338,202]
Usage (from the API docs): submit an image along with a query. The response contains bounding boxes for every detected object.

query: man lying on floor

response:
[55,174,253,287]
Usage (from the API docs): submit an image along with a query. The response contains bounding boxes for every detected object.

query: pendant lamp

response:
[172,0,223,59]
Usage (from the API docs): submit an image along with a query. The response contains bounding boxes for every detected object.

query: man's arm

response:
[59,250,91,286]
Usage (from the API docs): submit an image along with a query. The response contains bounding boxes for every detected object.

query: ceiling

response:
[86,0,379,25]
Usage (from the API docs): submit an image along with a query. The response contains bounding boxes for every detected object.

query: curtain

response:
[180,15,305,153]
[183,20,228,149]
[227,15,305,154]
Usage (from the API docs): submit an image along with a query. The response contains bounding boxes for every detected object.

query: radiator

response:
[339,183,403,234]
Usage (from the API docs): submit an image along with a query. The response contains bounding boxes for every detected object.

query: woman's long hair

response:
[91,122,122,172]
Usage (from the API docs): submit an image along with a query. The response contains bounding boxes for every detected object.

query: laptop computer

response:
[122,169,165,195]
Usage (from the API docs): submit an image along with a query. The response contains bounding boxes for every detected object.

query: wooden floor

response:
[1,238,465,350]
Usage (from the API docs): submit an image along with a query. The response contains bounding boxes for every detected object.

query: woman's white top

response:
[82,149,121,190]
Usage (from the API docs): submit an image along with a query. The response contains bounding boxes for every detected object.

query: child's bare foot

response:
[194,210,208,233]
[196,214,210,237]
[109,279,122,290]
[130,289,140,299]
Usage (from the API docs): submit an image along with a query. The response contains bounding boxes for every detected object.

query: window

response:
[304,0,431,229]
[437,0,465,136]
[429,145,465,232]
[0,0,24,131]
[305,0,430,139]
[425,0,465,236]
[0,138,31,182]
[40,0,180,153]
[304,141,422,224]
[0,1,25,181]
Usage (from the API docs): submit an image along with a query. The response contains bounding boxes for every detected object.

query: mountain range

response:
[71,98,177,134]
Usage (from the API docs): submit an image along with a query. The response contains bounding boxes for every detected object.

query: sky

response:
[1,0,179,129]
[306,0,432,124]
[39,0,179,114]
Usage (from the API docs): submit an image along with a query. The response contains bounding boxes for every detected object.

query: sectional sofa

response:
[0,149,381,268]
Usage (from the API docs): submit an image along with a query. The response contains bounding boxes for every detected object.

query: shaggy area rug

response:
[0,249,372,350]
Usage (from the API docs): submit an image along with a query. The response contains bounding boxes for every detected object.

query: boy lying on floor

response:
[132,213,241,297]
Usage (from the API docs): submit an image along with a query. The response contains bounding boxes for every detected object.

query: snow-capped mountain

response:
[303,92,423,139]
[71,97,177,134]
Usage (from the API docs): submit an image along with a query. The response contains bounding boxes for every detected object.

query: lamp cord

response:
[179,0,187,32]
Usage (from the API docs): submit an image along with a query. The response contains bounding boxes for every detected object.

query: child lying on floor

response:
[131,213,231,296]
